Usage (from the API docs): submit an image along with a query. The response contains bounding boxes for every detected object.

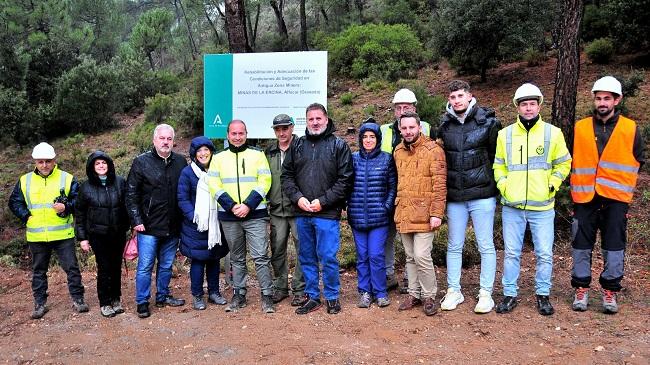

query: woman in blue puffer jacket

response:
[348,122,397,308]
[178,136,229,310]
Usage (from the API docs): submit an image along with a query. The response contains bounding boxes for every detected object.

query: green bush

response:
[581,4,612,42]
[328,24,425,81]
[171,89,202,133]
[112,55,180,110]
[523,47,547,67]
[395,82,446,128]
[144,93,173,124]
[0,238,28,268]
[55,57,124,133]
[340,92,355,105]
[585,38,615,64]
[0,87,33,145]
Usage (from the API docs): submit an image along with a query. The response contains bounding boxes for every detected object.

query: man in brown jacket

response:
[393,112,447,316]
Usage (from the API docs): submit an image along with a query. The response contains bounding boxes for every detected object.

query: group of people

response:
[8,76,644,320]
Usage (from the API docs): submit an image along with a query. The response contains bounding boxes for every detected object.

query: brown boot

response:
[423,297,437,316]
[398,295,422,311]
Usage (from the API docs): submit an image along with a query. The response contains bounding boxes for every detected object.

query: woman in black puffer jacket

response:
[75,151,129,318]
[348,122,397,309]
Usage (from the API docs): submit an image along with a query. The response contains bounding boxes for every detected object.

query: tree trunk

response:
[299,0,308,51]
[246,2,261,50]
[551,0,585,141]
[174,0,198,59]
[147,51,155,71]
[320,6,329,25]
[270,0,289,50]
[203,3,222,45]
[224,0,251,53]
[354,0,364,23]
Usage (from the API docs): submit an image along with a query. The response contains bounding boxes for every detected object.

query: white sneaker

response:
[440,288,464,310]
[474,289,494,314]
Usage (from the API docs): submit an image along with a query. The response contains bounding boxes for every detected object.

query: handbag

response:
[123,230,138,260]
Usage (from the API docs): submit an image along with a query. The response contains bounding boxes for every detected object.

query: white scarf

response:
[191,162,221,248]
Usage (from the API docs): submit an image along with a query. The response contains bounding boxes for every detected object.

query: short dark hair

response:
[398,111,421,127]
[227,119,247,133]
[306,103,327,116]
[448,80,471,94]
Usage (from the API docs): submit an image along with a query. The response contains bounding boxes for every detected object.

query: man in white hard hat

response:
[493,83,572,316]
[569,76,645,314]
[380,88,436,293]
[8,142,88,319]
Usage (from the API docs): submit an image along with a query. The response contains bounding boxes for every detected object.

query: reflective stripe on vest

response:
[570,116,639,203]
[506,123,552,172]
[380,121,431,154]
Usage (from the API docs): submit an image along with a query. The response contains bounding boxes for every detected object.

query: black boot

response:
[536,295,555,316]
[495,296,518,314]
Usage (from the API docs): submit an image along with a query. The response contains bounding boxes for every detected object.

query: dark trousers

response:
[571,195,628,291]
[29,238,85,305]
[189,258,221,297]
[89,233,126,306]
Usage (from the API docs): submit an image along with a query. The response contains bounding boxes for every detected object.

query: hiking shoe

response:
[72,299,89,313]
[602,289,618,314]
[495,296,518,314]
[440,288,464,311]
[225,294,247,312]
[376,297,391,307]
[155,295,185,308]
[386,275,399,291]
[423,297,437,316]
[193,296,206,310]
[31,304,48,319]
[474,289,495,314]
[208,293,227,305]
[572,287,589,312]
[101,305,116,318]
[272,291,289,304]
[398,295,422,311]
[357,292,372,308]
[137,303,150,318]
[111,299,124,314]
[291,294,308,307]
[262,295,276,313]
[326,299,341,314]
[295,298,322,315]
[536,295,555,316]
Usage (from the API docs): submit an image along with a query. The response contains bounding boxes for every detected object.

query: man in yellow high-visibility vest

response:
[8,142,88,319]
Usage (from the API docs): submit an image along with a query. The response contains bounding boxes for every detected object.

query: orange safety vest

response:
[570,115,640,203]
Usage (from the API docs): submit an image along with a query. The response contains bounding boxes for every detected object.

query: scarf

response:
[191,162,221,248]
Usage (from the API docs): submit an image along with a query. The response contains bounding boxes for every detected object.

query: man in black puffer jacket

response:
[125,123,187,318]
[436,80,502,314]
[282,103,353,315]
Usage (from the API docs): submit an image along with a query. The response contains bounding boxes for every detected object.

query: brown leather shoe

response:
[398,295,422,311]
[423,297,437,316]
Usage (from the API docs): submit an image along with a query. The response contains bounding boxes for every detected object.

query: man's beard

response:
[308,127,325,136]
[596,107,613,118]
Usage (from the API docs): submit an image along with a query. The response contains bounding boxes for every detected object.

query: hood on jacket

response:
[358,122,382,156]
[85,150,117,186]
[189,136,216,170]
[306,118,336,140]
[445,97,477,122]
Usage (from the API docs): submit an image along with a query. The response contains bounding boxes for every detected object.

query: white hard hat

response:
[592,76,622,96]
[513,83,544,106]
[32,142,56,159]
[392,88,417,105]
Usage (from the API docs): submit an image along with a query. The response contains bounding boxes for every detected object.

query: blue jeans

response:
[190,259,221,297]
[501,206,555,297]
[135,233,179,304]
[296,216,340,301]
[352,226,388,299]
[446,197,496,293]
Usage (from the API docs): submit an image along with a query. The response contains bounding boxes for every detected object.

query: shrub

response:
[585,38,615,64]
[395,82,446,128]
[523,47,547,67]
[328,24,425,81]
[112,55,180,110]
[340,92,354,105]
[55,57,124,133]
[0,87,33,145]
[144,93,173,124]
[581,4,612,42]
[171,90,202,133]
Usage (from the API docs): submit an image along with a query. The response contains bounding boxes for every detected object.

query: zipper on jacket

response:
[460,122,465,193]
[523,130,529,210]
[279,152,286,217]
[235,152,242,202]
[363,153,369,224]
[106,186,113,227]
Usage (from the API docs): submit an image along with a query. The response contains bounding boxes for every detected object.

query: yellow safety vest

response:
[20,166,74,242]
[208,147,272,212]
[493,117,572,211]
[380,121,432,153]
